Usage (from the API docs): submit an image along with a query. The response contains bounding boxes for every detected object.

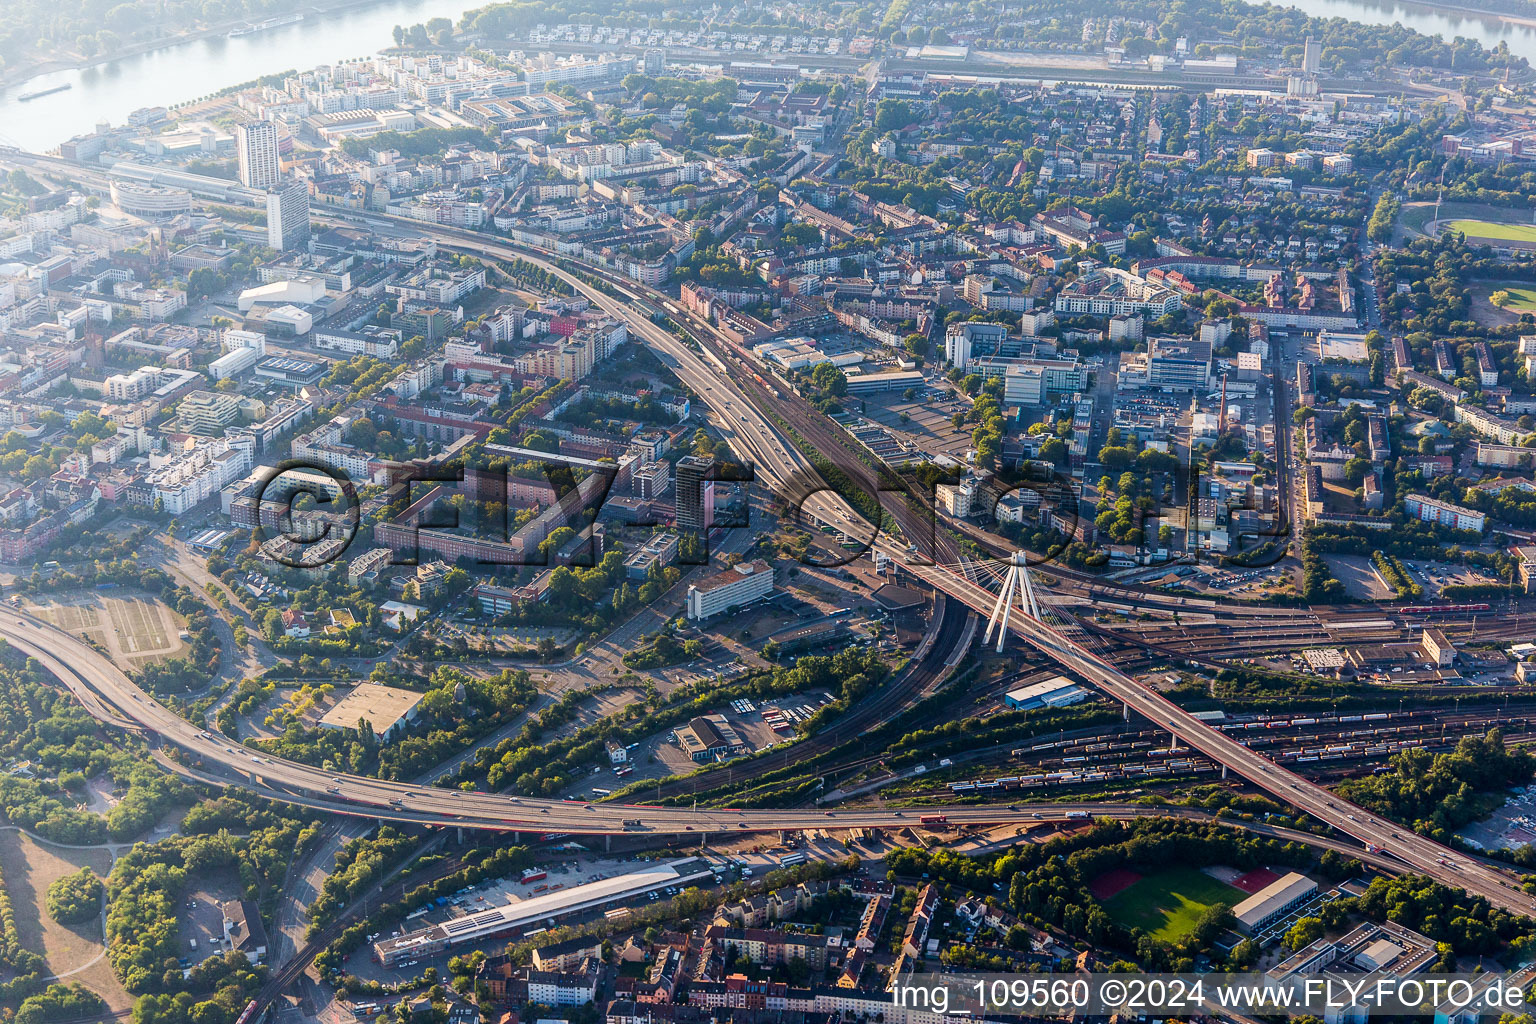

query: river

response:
[1287,0,1536,59]
[0,0,485,152]
[2,0,1536,152]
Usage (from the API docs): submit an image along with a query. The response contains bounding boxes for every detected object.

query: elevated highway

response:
[904,561,1536,916]
[0,604,1495,894]
[332,219,1536,916]
[0,203,1522,913]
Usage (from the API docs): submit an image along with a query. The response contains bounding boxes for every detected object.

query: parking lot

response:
[1403,560,1502,597]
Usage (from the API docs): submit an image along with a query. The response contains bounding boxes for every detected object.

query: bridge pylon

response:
[980,551,1041,653]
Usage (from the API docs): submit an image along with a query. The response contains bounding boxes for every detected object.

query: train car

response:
[236,1002,259,1024]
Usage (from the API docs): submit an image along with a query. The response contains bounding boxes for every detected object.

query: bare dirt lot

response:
[0,829,130,1010]
[27,591,188,670]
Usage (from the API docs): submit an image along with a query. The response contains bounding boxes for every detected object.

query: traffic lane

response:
[913,566,1536,913]
[12,603,1534,910]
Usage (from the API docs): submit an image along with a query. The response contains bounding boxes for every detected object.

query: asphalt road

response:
[292,212,1536,915]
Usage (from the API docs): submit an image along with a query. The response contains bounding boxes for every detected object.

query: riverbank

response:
[0,0,396,93]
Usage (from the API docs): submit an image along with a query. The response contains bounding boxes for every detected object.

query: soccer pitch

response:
[1445,219,1536,244]
[1099,867,1243,942]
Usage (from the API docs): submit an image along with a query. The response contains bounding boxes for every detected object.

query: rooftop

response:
[318,682,424,735]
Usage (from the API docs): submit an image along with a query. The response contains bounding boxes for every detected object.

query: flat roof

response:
[1005,675,1082,703]
[319,682,424,734]
[694,559,771,593]
[871,584,926,610]
[376,859,716,956]
[1234,871,1316,927]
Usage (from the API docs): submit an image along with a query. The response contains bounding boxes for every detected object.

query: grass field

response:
[0,830,130,1010]
[1489,285,1536,311]
[1100,867,1243,942]
[1445,219,1536,244]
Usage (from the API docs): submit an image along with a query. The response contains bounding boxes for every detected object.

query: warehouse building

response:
[373,859,715,967]
[1003,675,1086,710]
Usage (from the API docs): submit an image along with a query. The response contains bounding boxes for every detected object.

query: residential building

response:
[236,121,281,189]
[266,179,311,251]
[1403,493,1486,533]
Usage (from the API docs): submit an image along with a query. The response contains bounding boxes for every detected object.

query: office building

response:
[685,559,774,620]
[236,121,281,190]
[266,179,311,251]
[178,390,244,434]
[1148,337,1213,391]
[674,454,716,533]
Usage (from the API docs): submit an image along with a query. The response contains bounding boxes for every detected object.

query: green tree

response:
[1285,916,1324,951]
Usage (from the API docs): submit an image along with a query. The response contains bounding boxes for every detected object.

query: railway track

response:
[644,594,972,800]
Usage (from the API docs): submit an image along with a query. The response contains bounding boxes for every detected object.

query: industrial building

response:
[373,859,715,967]
[677,714,749,762]
[1003,676,1086,710]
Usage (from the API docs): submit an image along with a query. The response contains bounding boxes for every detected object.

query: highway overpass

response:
[2,202,1525,916]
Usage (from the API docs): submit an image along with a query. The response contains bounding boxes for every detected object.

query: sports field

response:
[1445,219,1536,244]
[1097,866,1243,942]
